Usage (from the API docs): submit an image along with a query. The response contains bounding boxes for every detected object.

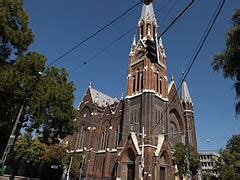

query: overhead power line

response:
[158,0,194,39]
[46,1,142,67]
[69,0,173,74]
[69,27,136,74]
[149,0,226,137]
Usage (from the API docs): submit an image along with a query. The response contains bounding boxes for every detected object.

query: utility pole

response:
[141,127,145,180]
[0,103,24,169]
[66,156,73,180]
[184,131,191,180]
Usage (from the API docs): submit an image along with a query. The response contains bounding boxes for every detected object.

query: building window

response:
[137,70,140,91]
[100,132,104,150]
[100,127,109,150]
[78,126,86,149]
[140,71,143,90]
[169,122,177,144]
[141,25,144,38]
[131,109,139,132]
[153,25,156,36]
[133,75,136,93]
[156,73,159,93]
[160,77,162,94]
[147,24,151,36]
[114,126,120,148]
[101,127,109,149]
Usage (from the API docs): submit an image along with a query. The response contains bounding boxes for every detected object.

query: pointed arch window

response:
[169,122,177,144]
[137,70,140,91]
[77,125,86,149]
[140,24,144,38]
[160,77,163,95]
[132,75,136,93]
[100,127,109,150]
[153,25,156,37]
[156,73,159,93]
[140,71,144,90]
[147,24,151,36]
[114,125,120,148]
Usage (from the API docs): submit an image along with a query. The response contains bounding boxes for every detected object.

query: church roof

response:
[89,87,116,107]
[140,3,156,22]
[181,80,192,103]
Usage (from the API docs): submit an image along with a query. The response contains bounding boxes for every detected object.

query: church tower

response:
[123,2,168,143]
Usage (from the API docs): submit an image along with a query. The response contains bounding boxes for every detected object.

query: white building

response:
[198,152,220,179]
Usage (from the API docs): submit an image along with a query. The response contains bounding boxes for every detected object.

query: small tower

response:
[181,79,197,150]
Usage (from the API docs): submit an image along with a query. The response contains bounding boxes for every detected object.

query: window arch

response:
[77,107,91,149]
[114,125,120,149]
[147,23,151,36]
[169,122,177,144]
[140,24,144,38]
[100,120,110,150]
[132,75,136,93]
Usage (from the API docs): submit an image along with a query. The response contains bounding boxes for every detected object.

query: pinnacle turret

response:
[181,80,192,103]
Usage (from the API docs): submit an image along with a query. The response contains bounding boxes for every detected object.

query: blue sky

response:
[24,0,240,151]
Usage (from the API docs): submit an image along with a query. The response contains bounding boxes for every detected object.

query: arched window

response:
[132,75,136,93]
[160,77,163,94]
[140,24,144,38]
[114,125,120,148]
[156,73,159,93]
[78,126,86,149]
[78,107,91,149]
[153,25,156,36]
[147,24,151,36]
[100,121,110,150]
[140,71,144,90]
[137,70,140,91]
[169,122,177,144]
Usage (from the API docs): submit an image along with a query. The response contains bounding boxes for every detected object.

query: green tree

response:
[216,134,240,180]
[0,0,76,156]
[173,143,200,178]
[7,134,69,178]
[211,9,240,114]
[63,152,85,179]
[0,0,34,63]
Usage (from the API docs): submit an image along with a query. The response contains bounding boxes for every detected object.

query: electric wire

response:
[69,27,136,74]
[46,1,142,67]
[69,0,172,74]
[148,0,226,139]
[158,0,194,39]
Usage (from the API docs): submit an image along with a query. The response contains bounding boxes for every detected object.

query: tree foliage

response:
[211,9,240,114]
[173,143,200,177]
[7,135,84,179]
[0,0,76,156]
[216,134,240,180]
[0,0,34,62]
[7,134,67,178]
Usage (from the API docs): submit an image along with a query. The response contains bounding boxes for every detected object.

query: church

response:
[67,2,198,179]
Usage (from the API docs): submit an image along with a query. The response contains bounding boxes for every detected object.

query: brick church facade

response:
[67,2,197,179]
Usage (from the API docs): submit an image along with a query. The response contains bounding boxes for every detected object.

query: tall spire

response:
[138,2,157,39]
[140,3,156,22]
[181,80,192,103]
